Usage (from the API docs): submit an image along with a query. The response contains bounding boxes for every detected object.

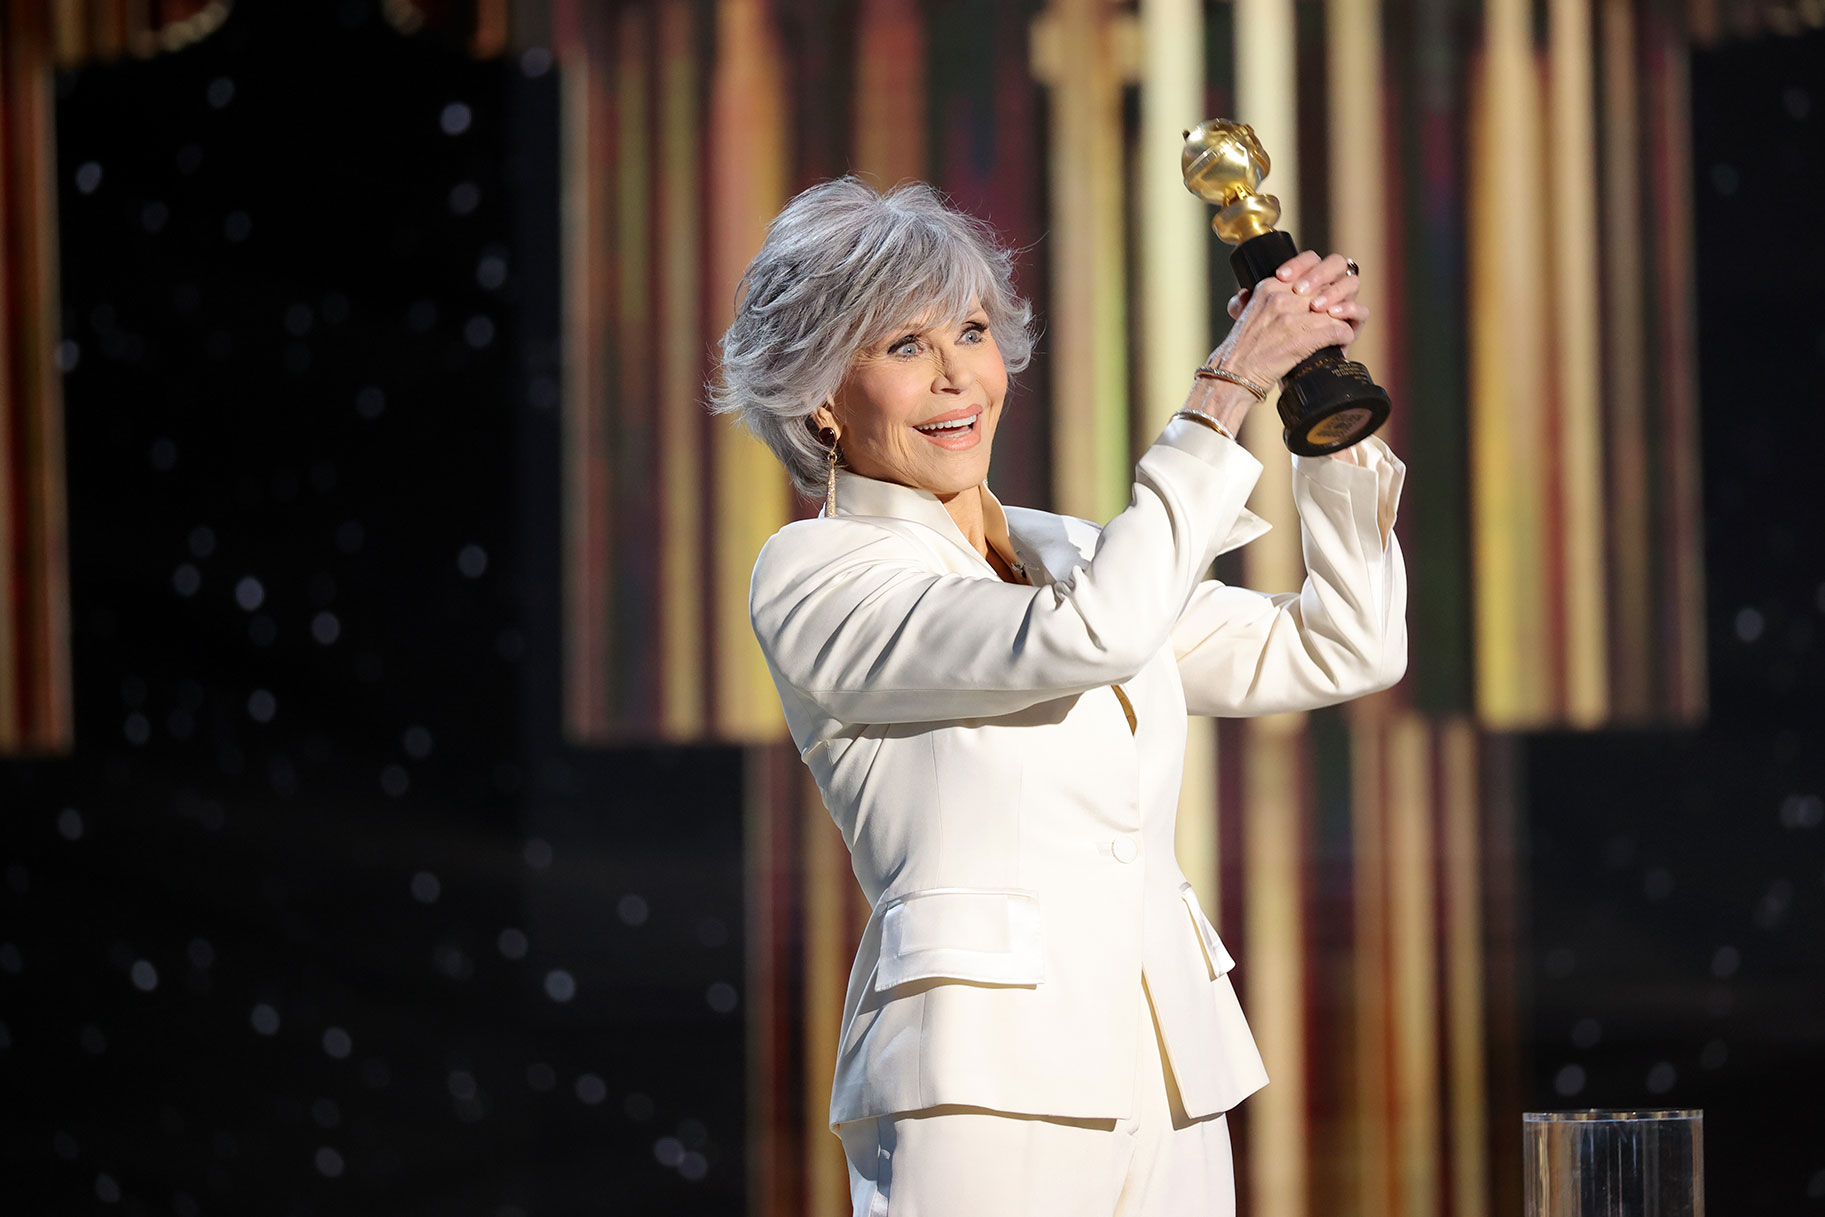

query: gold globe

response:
[1180,119,1282,244]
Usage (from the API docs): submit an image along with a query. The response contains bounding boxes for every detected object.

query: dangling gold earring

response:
[823,430,841,516]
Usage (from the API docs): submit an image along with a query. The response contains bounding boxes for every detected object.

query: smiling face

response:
[811,300,1008,500]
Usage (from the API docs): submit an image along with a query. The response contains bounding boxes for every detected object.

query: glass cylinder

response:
[1524,1109,1704,1217]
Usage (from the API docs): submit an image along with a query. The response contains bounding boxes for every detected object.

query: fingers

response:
[1309,274,1359,313]
[1273,250,1324,289]
[1331,301,1368,350]
[1328,300,1370,326]
[1293,252,1355,294]
[1227,286,1251,320]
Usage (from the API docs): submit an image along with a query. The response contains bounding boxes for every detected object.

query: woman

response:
[712,177,1406,1216]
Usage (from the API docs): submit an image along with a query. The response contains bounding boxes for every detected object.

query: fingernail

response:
[1294,280,1308,293]
[1277,268,1291,279]
[1312,296,1327,308]
[1330,305,1344,315]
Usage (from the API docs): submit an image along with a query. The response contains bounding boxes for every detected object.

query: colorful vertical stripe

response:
[2,0,236,757]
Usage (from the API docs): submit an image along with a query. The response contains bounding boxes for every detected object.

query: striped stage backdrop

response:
[10,0,1810,1211]
[520,2,1726,1214]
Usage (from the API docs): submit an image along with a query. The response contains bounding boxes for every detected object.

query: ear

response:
[808,399,840,441]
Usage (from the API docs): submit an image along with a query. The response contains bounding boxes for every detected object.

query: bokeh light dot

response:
[250,1003,280,1036]
[322,1027,352,1059]
[410,871,440,904]
[544,969,576,1002]
[130,960,158,991]
[706,982,738,1014]
[1552,1064,1586,1097]
[458,545,489,578]
[575,1073,607,1105]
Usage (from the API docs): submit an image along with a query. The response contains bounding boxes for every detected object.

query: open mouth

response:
[911,411,982,448]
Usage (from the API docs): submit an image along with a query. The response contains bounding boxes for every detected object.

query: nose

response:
[934,343,974,394]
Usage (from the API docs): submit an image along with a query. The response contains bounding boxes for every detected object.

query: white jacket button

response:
[1111,836,1138,864]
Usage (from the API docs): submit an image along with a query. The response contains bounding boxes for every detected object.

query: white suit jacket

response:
[748,415,1408,1131]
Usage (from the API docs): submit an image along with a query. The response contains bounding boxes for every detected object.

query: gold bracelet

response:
[1172,408,1237,442]
[1193,363,1271,402]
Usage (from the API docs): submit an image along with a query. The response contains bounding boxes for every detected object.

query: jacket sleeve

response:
[749,416,1265,725]
[1170,433,1409,716]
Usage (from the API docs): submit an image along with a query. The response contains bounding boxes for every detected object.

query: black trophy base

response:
[1230,231,1391,456]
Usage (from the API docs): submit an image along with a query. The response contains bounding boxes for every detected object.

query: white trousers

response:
[835,974,1237,1217]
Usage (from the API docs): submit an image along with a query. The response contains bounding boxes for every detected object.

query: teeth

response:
[915,415,977,433]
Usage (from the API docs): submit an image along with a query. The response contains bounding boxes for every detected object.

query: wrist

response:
[1209,342,1275,392]
[1183,377,1254,436]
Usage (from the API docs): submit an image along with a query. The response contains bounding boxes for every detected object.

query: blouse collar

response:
[820,467,1027,579]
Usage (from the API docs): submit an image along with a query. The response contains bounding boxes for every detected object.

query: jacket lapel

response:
[824,466,1273,587]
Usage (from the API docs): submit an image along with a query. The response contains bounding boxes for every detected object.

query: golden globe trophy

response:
[1181,119,1391,455]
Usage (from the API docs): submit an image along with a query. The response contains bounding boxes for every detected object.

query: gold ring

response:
[1344,257,1360,276]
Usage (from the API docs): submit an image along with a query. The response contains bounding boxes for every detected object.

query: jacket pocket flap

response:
[874,887,1045,992]
[1179,882,1237,977]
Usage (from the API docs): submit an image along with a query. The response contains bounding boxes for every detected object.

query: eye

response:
[960,321,989,344]
[887,334,921,357]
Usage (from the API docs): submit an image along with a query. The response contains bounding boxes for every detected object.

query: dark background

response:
[1,6,745,1215]
[1525,23,1825,1213]
[0,3,1819,1214]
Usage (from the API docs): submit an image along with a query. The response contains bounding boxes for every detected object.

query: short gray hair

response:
[708,176,1037,500]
